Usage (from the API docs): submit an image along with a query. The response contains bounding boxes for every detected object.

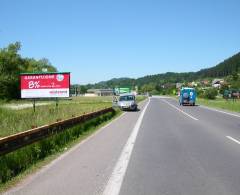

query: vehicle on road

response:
[179,87,196,106]
[117,93,138,111]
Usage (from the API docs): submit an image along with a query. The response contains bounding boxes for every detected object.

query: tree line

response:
[1,42,239,99]
[0,42,57,99]
[85,52,240,94]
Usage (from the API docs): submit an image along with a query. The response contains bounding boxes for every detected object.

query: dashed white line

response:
[226,136,240,145]
[161,99,199,121]
[103,99,150,195]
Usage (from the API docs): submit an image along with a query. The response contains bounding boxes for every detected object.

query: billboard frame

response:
[20,72,71,111]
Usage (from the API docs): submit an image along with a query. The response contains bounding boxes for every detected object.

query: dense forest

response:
[0,42,57,99]
[85,52,240,91]
[196,52,240,78]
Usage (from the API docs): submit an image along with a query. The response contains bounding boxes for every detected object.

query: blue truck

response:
[179,87,196,106]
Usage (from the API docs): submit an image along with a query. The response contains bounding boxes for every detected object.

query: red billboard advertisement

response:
[20,72,70,98]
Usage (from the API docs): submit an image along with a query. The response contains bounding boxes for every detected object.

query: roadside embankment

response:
[0,109,118,190]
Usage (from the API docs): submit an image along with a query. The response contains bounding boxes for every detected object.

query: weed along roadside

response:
[0,108,119,189]
[196,98,240,113]
[0,96,112,137]
[0,107,114,156]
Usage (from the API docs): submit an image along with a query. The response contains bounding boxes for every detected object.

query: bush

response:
[204,88,218,100]
[196,88,204,98]
[219,83,229,95]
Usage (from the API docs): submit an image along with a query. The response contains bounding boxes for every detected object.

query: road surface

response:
[5,97,240,195]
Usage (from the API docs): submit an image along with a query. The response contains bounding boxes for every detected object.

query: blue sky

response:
[1,0,240,84]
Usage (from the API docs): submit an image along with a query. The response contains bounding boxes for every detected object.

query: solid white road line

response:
[6,112,128,194]
[103,99,150,195]
[226,136,240,145]
[200,105,240,118]
[161,99,199,121]
[162,96,240,119]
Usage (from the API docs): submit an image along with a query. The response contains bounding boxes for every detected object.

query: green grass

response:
[136,95,147,103]
[0,96,112,137]
[0,95,146,192]
[0,110,120,192]
[196,97,240,113]
[0,95,147,137]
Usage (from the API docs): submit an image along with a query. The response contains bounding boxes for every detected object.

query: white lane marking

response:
[6,101,149,194]
[161,99,199,121]
[160,97,240,119]
[103,100,150,195]
[5,112,128,194]
[200,105,240,118]
[226,136,240,145]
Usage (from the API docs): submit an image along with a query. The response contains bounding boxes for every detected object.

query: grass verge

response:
[169,95,240,113]
[136,95,147,103]
[0,109,121,193]
[0,96,112,137]
[196,98,240,113]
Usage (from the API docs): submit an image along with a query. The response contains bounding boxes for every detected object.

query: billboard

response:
[20,72,70,98]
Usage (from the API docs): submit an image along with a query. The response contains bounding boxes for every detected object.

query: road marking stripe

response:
[160,96,240,119]
[6,100,150,194]
[200,105,240,118]
[103,99,150,195]
[226,136,240,145]
[161,99,199,121]
[5,111,129,194]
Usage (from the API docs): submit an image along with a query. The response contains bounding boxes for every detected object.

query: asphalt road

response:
[5,97,240,195]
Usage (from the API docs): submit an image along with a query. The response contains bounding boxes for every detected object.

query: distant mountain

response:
[86,52,240,89]
[86,77,134,89]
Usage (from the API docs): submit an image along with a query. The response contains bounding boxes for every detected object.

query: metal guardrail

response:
[0,107,114,156]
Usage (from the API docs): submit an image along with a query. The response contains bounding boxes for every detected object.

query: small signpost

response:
[20,72,70,111]
[114,87,131,95]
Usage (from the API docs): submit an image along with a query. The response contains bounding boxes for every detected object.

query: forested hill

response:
[196,52,240,78]
[86,52,240,89]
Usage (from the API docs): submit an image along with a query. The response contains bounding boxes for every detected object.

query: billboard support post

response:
[33,99,36,112]
[55,98,59,109]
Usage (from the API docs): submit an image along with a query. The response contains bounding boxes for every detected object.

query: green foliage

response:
[197,98,240,113]
[229,72,240,89]
[203,88,218,100]
[230,81,240,89]
[197,52,240,78]
[0,42,57,100]
[196,88,204,98]
[232,71,239,81]
[219,83,229,95]
[0,111,116,184]
[84,52,240,96]
[0,42,22,99]
[139,83,155,93]
[21,58,57,73]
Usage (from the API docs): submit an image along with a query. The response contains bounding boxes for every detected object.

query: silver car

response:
[117,93,138,111]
